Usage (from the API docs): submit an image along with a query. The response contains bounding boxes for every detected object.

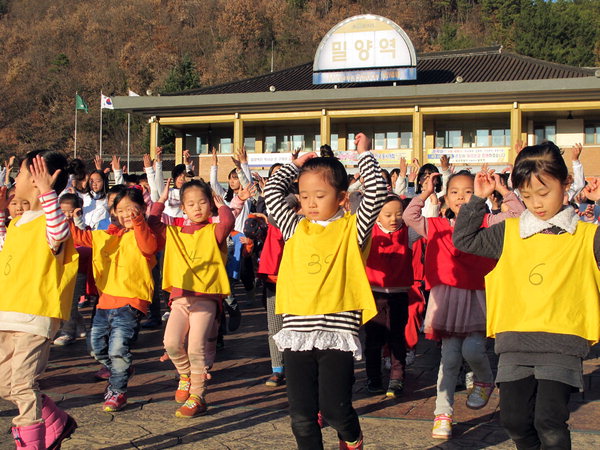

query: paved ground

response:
[2,286,600,449]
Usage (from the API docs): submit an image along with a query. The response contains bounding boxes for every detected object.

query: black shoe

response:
[366,379,385,394]
[216,335,225,350]
[386,379,404,398]
[225,303,242,332]
[142,317,162,329]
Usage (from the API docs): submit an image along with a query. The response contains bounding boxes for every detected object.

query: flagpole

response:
[99,91,103,158]
[127,113,131,172]
[74,92,78,159]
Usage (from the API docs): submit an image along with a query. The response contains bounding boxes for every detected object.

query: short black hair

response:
[320,144,335,158]
[511,142,569,189]
[172,164,187,180]
[415,163,441,194]
[113,187,146,210]
[24,150,70,194]
[180,179,217,215]
[59,193,82,208]
[299,157,349,193]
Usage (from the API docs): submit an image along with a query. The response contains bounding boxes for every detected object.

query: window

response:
[534,124,556,144]
[476,129,490,147]
[243,137,256,153]
[585,124,600,144]
[219,137,233,154]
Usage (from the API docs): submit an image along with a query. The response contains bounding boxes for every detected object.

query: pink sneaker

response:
[103,390,127,412]
[94,366,110,381]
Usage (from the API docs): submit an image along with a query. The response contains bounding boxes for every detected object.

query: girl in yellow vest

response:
[69,187,159,413]
[0,152,79,449]
[264,133,387,450]
[148,179,235,418]
[453,142,600,450]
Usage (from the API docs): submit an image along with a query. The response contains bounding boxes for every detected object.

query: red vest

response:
[257,224,284,277]
[424,217,496,290]
[366,224,414,288]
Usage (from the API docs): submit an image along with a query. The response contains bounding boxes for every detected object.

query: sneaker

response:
[405,349,416,366]
[225,302,242,332]
[466,381,494,410]
[103,390,127,412]
[386,379,404,398]
[432,414,452,439]
[366,379,385,394]
[339,433,363,449]
[53,334,76,346]
[175,394,207,418]
[94,366,111,381]
[265,373,285,387]
[175,374,191,403]
[465,371,475,391]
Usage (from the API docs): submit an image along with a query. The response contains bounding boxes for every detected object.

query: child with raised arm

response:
[70,187,159,412]
[403,168,524,439]
[453,142,600,449]
[264,133,387,450]
[0,152,79,449]
[149,179,234,418]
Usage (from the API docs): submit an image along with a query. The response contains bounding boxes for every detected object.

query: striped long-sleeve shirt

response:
[0,190,70,253]
[264,152,387,355]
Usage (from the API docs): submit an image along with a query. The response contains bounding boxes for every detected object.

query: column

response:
[175,132,183,164]
[149,121,159,158]
[510,105,522,163]
[412,109,424,162]
[320,110,331,146]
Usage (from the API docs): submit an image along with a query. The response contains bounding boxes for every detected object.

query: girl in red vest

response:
[364,195,415,398]
[404,169,524,439]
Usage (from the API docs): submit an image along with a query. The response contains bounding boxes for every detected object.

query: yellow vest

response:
[0,215,78,319]
[486,218,600,343]
[91,230,155,302]
[162,224,230,295]
[276,213,377,324]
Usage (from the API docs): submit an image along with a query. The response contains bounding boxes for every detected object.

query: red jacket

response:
[366,224,414,288]
[424,217,496,291]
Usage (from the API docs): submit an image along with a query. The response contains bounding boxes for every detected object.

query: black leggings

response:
[284,348,361,450]
[499,376,573,450]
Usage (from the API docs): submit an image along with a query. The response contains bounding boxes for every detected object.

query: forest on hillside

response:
[0,0,599,159]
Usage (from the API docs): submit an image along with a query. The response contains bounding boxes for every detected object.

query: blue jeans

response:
[90,306,140,393]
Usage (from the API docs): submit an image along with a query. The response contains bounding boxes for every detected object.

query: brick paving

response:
[1,287,600,449]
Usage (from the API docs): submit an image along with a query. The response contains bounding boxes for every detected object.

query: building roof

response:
[171,46,595,96]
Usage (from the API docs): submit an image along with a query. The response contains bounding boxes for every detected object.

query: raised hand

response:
[354,132,371,154]
[515,139,525,155]
[155,147,163,163]
[493,173,510,196]
[211,147,218,166]
[293,151,317,168]
[570,143,582,161]
[30,155,61,194]
[419,172,441,200]
[111,155,121,171]
[252,172,266,190]
[143,154,152,169]
[238,183,257,201]
[440,154,451,171]
[474,171,497,198]
[238,146,248,164]
[94,155,102,171]
[183,149,192,165]
[399,157,407,178]
[213,193,225,209]
[231,149,242,169]
[408,158,420,183]
[159,178,172,203]
[291,147,301,161]
[583,178,600,202]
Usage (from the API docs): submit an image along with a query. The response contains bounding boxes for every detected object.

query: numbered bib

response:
[485,218,600,343]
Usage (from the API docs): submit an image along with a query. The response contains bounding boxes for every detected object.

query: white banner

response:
[426,147,510,164]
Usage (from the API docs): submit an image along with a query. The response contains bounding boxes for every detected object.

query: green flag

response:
[75,94,88,113]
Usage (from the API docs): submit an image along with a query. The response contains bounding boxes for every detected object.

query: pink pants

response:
[163,296,219,396]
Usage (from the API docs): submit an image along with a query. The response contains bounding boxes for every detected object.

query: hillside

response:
[0,0,598,159]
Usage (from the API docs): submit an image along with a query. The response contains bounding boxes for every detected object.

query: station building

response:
[113,16,600,180]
